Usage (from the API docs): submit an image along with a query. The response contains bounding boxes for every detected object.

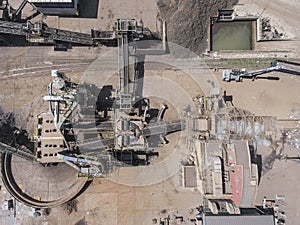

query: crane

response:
[222,60,300,82]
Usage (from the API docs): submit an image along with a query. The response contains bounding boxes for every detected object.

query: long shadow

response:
[71,179,93,201]
[0,34,27,46]
[75,218,87,225]
[111,150,159,166]
[95,85,115,124]
[78,0,99,18]
[249,144,262,184]
[256,155,262,185]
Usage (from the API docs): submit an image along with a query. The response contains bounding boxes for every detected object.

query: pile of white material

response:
[286,108,300,150]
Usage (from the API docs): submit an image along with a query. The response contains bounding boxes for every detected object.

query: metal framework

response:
[212,106,276,140]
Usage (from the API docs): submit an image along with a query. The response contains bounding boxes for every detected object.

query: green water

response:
[212,21,253,51]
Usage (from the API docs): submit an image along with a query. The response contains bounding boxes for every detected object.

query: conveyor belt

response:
[78,138,114,153]
[141,120,185,137]
[44,27,94,45]
[0,20,26,36]
[0,142,34,161]
[277,60,300,76]
[0,20,94,45]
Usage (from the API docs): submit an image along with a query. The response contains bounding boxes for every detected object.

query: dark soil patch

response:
[157,0,238,55]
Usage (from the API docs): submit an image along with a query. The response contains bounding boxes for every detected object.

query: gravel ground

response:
[157,0,238,55]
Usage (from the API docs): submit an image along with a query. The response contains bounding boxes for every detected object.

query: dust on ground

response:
[157,0,238,55]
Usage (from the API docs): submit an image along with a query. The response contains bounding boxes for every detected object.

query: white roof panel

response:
[205,215,275,225]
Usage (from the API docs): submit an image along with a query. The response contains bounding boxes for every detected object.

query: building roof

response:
[233,140,258,207]
[204,215,275,225]
[183,166,197,188]
[37,112,64,163]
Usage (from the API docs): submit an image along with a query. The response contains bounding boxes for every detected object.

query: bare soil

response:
[157,0,238,54]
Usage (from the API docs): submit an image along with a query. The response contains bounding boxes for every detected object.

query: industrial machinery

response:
[0,1,164,48]
[1,0,79,21]
[222,60,300,82]
[0,18,184,208]
[35,19,180,176]
[0,0,48,22]
[1,18,178,176]
[0,0,165,48]
[0,1,91,47]
[0,19,95,46]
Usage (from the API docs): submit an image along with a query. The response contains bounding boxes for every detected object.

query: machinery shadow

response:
[0,34,28,46]
[249,144,262,185]
[95,85,115,123]
[78,0,99,18]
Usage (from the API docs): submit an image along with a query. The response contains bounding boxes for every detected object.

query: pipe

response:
[56,153,103,167]
[54,101,59,128]
[47,83,53,113]
[14,0,28,20]
[63,160,81,172]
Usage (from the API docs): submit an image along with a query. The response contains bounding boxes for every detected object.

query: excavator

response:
[222,60,300,82]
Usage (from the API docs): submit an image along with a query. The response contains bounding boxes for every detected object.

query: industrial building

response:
[198,140,259,211]
[202,215,275,225]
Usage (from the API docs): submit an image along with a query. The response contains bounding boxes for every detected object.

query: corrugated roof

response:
[204,215,275,225]
[233,140,257,207]
[183,166,197,188]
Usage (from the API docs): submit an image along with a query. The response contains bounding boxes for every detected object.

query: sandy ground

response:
[234,0,300,55]
[44,0,160,35]
[0,46,101,132]
[217,68,300,225]
[225,2,300,223]
[217,70,300,118]
[0,47,206,225]
[255,144,300,225]
[0,0,300,224]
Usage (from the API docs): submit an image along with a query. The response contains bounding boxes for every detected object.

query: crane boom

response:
[222,60,300,82]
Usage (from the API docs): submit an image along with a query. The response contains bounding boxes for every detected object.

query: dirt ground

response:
[0,0,300,224]
[226,1,300,224]
[157,0,238,54]
[0,46,206,225]
[217,68,300,225]
[234,0,300,55]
